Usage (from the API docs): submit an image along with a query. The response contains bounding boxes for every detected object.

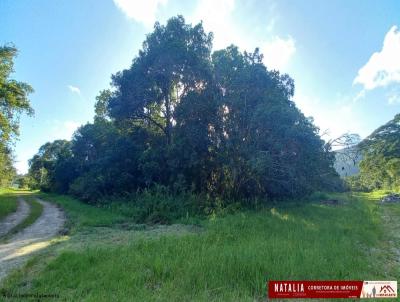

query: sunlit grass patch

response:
[0,189,18,221]
[0,197,17,221]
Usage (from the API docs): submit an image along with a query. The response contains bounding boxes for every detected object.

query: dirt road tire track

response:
[0,198,30,238]
[0,198,65,282]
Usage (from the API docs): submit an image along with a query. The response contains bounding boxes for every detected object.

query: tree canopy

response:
[0,45,33,185]
[28,16,341,203]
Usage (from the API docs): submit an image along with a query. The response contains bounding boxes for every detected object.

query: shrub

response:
[308,191,329,201]
[99,186,204,224]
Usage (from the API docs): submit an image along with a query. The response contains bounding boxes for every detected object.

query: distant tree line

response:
[28,16,341,203]
[0,45,33,186]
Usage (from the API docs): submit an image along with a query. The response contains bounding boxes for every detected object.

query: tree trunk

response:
[164,88,172,145]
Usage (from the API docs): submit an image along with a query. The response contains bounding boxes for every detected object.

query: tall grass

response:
[35,193,127,233]
[1,193,386,301]
[0,189,18,220]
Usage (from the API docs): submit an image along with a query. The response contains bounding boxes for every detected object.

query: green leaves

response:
[108,16,212,145]
[0,45,33,144]
[28,140,73,192]
[357,114,400,191]
[0,45,33,185]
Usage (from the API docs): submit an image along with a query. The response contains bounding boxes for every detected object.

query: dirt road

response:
[0,198,65,282]
[0,198,30,238]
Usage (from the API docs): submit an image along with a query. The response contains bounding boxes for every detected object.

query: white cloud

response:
[113,0,167,27]
[49,120,82,141]
[112,0,295,72]
[190,0,295,72]
[294,92,367,141]
[191,0,238,50]
[388,93,400,105]
[261,36,296,71]
[15,161,29,175]
[266,18,276,33]
[68,85,81,95]
[14,148,37,175]
[14,120,82,175]
[354,25,400,90]
[352,89,366,102]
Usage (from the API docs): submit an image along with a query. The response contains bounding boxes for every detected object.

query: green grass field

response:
[1,191,399,301]
[0,189,18,221]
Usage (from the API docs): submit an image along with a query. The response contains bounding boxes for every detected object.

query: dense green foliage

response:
[347,114,400,191]
[28,16,340,205]
[13,174,31,189]
[0,45,33,185]
[0,144,15,187]
[28,140,73,192]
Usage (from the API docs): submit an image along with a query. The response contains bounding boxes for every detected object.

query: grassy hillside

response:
[1,191,398,301]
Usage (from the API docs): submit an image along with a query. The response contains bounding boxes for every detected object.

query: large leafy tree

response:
[172,84,222,193]
[28,16,341,202]
[0,45,33,184]
[0,45,33,144]
[108,16,212,145]
[68,119,164,200]
[211,46,337,198]
[0,143,15,186]
[28,140,73,192]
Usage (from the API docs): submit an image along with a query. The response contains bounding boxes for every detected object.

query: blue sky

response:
[1,0,400,174]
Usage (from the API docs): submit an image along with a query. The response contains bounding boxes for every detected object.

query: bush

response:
[308,191,329,201]
[96,186,258,224]
[345,175,369,192]
[69,173,106,202]
[99,186,204,224]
